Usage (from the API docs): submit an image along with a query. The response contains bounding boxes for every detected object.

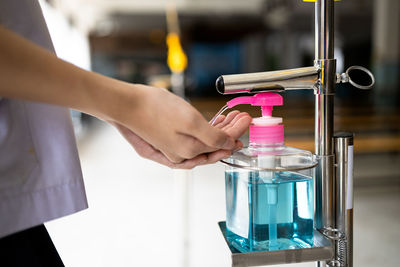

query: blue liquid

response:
[225,170,314,252]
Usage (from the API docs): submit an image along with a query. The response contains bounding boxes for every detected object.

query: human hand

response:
[111,110,251,169]
[107,84,250,164]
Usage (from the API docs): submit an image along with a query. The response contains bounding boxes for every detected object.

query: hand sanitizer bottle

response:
[222,93,317,253]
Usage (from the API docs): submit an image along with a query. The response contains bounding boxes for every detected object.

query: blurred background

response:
[40,0,400,266]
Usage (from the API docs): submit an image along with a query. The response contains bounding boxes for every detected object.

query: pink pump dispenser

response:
[226,92,284,144]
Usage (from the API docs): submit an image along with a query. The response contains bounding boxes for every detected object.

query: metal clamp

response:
[314,59,336,95]
[336,65,375,89]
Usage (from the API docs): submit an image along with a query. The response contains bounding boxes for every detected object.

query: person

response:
[0,1,251,266]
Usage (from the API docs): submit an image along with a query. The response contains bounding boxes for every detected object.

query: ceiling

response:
[46,0,373,35]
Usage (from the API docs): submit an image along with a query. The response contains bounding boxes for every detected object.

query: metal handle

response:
[336,66,375,90]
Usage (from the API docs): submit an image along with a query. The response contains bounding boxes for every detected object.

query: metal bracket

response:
[218,222,334,267]
[314,59,337,95]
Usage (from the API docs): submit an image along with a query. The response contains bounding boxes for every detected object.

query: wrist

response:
[85,74,144,124]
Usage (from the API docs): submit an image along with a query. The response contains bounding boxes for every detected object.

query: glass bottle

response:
[219,93,317,252]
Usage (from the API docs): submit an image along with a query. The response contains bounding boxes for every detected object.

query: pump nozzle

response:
[226,93,283,117]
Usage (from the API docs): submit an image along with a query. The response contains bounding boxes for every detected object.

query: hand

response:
[111,110,251,169]
[108,85,247,164]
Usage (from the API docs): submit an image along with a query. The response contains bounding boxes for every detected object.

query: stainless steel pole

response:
[334,133,354,267]
[314,1,336,267]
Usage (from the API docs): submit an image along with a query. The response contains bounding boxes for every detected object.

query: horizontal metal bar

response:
[216,66,319,94]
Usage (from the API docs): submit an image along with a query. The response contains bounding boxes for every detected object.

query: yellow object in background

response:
[303,0,340,2]
[166,32,187,73]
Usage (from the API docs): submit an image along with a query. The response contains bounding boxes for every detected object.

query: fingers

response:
[214,111,240,129]
[204,150,232,164]
[183,111,243,154]
[221,113,252,139]
[224,112,250,129]
[189,118,236,150]
[210,114,225,126]
[153,151,208,169]
[117,125,208,169]
[162,150,185,164]
[213,111,251,139]
[164,111,251,163]
[202,140,243,165]
[171,155,208,169]
[172,142,242,169]
[174,133,222,159]
[160,139,243,169]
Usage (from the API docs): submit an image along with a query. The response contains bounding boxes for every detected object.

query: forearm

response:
[0,26,140,120]
[0,26,243,166]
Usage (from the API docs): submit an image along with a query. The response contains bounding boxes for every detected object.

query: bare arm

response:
[0,26,251,166]
[0,25,135,120]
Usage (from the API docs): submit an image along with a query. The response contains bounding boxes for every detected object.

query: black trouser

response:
[0,224,64,267]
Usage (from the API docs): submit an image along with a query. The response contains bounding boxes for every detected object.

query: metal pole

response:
[334,133,354,267]
[314,1,336,266]
[315,0,334,60]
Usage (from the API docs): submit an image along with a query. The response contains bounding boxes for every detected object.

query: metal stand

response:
[218,222,333,267]
[215,1,374,266]
[314,1,336,266]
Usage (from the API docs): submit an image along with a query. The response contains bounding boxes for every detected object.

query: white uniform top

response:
[0,0,88,238]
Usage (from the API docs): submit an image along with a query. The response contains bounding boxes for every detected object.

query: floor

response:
[46,120,400,267]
